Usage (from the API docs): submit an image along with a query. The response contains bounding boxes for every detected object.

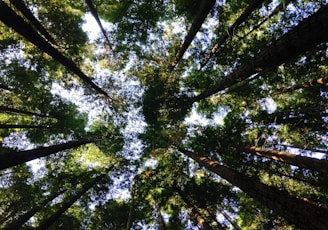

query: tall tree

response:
[0,139,94,170]
[35,167,113,230]
[168,0,216,71]
[175,146,328,230]
[191,5,328,102]
[0,0,109,97]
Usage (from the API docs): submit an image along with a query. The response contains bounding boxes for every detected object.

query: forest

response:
[1,0,328,229]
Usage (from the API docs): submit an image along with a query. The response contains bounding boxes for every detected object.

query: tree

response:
[175,146,328,230]
[0,0,109,97]
[0,139,94,170]
[1,0,328,229]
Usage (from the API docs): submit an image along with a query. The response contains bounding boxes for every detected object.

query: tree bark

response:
[168,0,215,72]
[85,0,113,50]
[275,76,328,95]
[2,189,67,230]
[175,186,213,230]
[216,205,241,230]
[155,202,166,230]
[9,0,57,44]
[243,146,328,174]
[242,0,291,39]
[35,169,111,230]
[0,0,109,97]
[200,0,265,69]
[192,5,328,103]
[0,105,51,118]
[176,146,328,230]
[0,139,94,170]
[0,124,50,129]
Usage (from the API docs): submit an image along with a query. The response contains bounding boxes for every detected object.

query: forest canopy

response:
[1,0,328,229]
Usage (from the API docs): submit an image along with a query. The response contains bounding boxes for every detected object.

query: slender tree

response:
[242,146,328,174]
[0,124,50,129]
[275,75,328,95]
[85,0,113,50]
[0,0,109,97]
[0,139,94,170]
[8,0,57,44]
[0,105,51,118]
[168,0,215,71]
[200,0,265,69]
[2,188,67,230]
[35,168,112,230]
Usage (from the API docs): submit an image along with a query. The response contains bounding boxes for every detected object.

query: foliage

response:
[1,0,328,229]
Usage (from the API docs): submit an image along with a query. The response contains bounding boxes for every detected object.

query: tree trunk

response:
[0,124,50,129]
[9,0,57,44]
[275,76,328,95]
[168,0,215,72]
[200,0,265,69]
[175,186,213,230]
[176,146,328,230]
[0,105,51,118]
[0,0,109,97]
[35,169,111,230]
[2,189,67,230]
[192,5,328,103]
[85,0,113,50]
[216,205,241,230]
[243,146,328,174]
[155,202,166,230]
[0,84,14,91]
[0,139,94,170]
[242,0,291,39]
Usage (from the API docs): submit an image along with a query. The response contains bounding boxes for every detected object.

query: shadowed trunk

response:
[0,106,52,118]
[85,0,113,49]
[216,206,242,230]
[0,0,109,97]
[35,169,112,230]
[9,0,57,44]
[176,146,328,230]
[168,0,215,71]
[0,124,50,129]
[2,189,67,230]
[275,76,328,95]
[200,0,265,69]
[175,186,213,230]
[242,0,291,39]
[0,139,94,170]
[192,5,328,103]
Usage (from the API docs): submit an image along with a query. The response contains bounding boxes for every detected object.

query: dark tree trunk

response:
[0,105,51,118]
[168,0,215,71]
[9,0,57,44]
[243,146,328,174]
[155,202,166,230]
[35,170,111,230]
[175,186,213,230]
[216,205,241,230]
[0,124,50,129]
[275,76,328,95]
[176,146,328,230]
[242,0,291,39]
[192,5,328,103]
[200,0,265,69]
[0,139,94,170]
[85,0,113,50]
[0,0,109,97]
[0,84,14,91]
[2,189,67,230]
